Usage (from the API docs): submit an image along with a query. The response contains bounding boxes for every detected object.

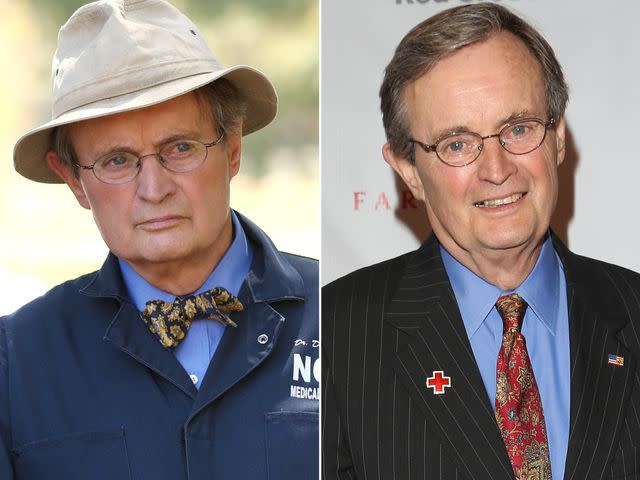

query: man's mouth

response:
[136,215,186,229]
[474,192,524,208]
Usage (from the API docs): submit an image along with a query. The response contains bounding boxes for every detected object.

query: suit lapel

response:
[556,239,637,480]
[385,236,514,480]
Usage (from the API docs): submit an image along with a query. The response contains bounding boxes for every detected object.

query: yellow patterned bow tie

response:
[140,287,243,349]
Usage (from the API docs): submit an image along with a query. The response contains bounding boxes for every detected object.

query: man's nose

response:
[476,135,517,185]
[135,154,177,202]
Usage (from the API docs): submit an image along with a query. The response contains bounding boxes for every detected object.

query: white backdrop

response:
[322,0,640,284]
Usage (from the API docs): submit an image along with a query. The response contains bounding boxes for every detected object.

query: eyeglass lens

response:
[94,140,208,183]
[435,119,549,166]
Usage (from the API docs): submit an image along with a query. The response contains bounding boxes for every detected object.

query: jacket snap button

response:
[257,334,268,344]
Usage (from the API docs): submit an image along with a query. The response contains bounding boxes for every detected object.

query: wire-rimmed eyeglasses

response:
[73,130,225,184]
[408,118,556,167]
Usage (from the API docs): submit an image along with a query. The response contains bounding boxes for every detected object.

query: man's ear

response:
[554,115,566,167]
[382,142,425,202]
[45,151,91,210]
[225,130,242,179]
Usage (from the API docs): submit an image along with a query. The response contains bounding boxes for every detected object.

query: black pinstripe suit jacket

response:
[323,234,640,479]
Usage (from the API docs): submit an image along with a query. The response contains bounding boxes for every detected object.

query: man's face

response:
[50,92,241,283]
[385,32,565,265]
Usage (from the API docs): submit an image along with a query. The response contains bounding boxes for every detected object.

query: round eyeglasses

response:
[73,130,225,184]
[408,118,556,167]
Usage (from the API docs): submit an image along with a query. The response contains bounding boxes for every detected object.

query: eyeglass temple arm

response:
[408,138,437,154]
[73,162,94,170]
[204,129,225,148]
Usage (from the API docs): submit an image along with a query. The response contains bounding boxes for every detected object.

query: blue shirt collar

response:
[441,234,561,339]
[118,210,253,311]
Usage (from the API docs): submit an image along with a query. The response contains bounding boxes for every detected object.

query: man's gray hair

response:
[380,2,568,163]
[52,78,246,174]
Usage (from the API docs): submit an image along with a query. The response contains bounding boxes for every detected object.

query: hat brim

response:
[14,65,277,184]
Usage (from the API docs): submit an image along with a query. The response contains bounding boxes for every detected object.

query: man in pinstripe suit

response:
[323,3,640,479]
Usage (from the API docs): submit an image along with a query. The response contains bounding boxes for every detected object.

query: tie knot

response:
[496,293,527,333]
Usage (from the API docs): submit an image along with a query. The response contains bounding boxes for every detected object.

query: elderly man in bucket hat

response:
[0,1,318,479]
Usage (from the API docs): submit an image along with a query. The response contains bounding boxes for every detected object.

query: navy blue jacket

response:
[0,213,318,479]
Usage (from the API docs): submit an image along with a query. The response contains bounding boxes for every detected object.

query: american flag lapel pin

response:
[607,354,624,367]
[426,370,451,395]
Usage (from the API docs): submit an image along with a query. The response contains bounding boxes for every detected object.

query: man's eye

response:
[101,154,130,169]
[510,124,529,136]
[444,138,467,153]
[167,142,195,156]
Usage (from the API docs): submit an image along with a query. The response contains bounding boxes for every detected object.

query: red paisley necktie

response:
[495,294,552,479]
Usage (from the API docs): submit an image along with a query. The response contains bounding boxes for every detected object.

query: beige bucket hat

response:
[13,0,278,183]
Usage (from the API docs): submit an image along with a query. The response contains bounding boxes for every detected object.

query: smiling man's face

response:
[385,31,566,268]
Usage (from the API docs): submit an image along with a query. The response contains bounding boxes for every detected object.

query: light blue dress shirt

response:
[119,210,253,390]
[441,236,570,480]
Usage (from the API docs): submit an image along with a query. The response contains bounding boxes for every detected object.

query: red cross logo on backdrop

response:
[426,371,451,395]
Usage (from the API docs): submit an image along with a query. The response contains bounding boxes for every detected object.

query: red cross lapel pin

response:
[426,370,451,395]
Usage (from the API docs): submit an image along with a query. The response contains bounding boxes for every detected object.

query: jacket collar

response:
[79,209,305,305]
[234,211,305,303]
[551,232,629,333]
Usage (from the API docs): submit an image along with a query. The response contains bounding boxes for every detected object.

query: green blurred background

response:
[0,0,318,314]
